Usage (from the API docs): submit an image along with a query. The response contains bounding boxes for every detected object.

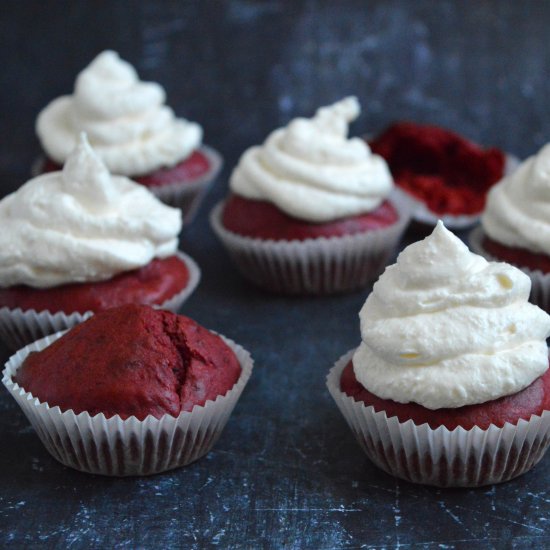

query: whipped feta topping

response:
[0,134,182,288]
[37,50,202,176]
[482,143,550,255]
[353,221,550,409]
[230,97,393,222]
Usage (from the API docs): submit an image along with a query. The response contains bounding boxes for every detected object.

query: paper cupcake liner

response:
[2,330,253,476]
[32,145,223,225]
[0,251,201,351]
[209,198,410,295]
[150,145,223,224]
[395,154,519,229]
[469,226,550,312]
[327,350,550,487]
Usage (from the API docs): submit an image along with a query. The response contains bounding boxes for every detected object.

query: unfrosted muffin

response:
[328,221,550,487]
[36,51,222,219]
[0,135,199,349]
[15,304,241,420]
[4,304,254,475]
[211,97,409,294]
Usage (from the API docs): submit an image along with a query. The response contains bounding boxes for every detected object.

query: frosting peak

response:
[74,51,165,120]
[230,97,393,222]
[310,96,360,135]
[63,133,117,207]
[395,221,486,289]
[482,143,550,254]
[353,222,550,409]
[0,135,182,288]
[36,50,202,176]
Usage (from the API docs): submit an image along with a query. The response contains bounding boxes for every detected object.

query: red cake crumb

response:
[222,194,399,241]
[0,255,189,314]
[340,360,550,430]
[41,149,211,188]
[14,304,241,420]
[370,122,505,216]
[482,236,550,274]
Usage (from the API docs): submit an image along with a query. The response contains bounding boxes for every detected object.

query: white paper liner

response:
[395,154,519,229]
[209,196,410,295]
[2,330,253,476]
[0,251,201,351]
[32,145,223,225]
[469,226,550,312]
[327,350,550,487]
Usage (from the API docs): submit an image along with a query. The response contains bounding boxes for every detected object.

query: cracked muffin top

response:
[14,304,241,420]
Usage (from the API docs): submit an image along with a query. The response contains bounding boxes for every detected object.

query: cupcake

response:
[0,134,200,349]
[2,304,253,476]
[35,50,222,221]
[327,221,550,487]
[210,97,410,295]
[370,122,514,229]
[470,143,550,311]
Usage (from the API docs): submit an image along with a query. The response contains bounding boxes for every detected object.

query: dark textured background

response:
[1,1,550,548]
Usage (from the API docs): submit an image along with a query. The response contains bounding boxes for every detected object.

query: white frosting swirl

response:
[36,50,202,176]
[482,143,550,254]
[353,221,550,409]
[0,134,182,288]
[230,97,393,222]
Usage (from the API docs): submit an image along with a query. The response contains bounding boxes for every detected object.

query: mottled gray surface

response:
[1,1,550,549]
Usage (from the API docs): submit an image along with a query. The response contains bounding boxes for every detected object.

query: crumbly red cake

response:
[482,236,550,274]
[0,255,189,314]
[222,193,399,241]
[341,360,550,430]
[370,122,505,216]
[14,304,241,420]
[41,149,211,188]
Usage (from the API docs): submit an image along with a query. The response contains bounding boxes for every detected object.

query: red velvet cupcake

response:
[3,304,254,476]
[211,97,409,294]
[470,143,550,312]
[327,222,550,486]
[35,51,222,223]
[340,359,550,432]
[370,122,514,229]
[0,136,199,349]
[221,194,399,241]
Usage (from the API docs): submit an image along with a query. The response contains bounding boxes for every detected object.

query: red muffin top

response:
[370,122,505,215]
[222,194,399,241]
[341,360,550,430]
[482,235,550,274]
[14,304,241,420]
[0,256,189,314]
